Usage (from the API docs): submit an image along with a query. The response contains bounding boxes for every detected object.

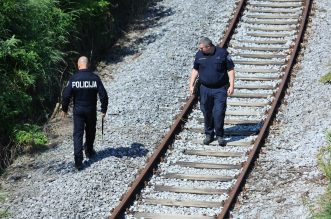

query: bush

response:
[58,0,113,66]
[12,124,47,153]
[0,0,153,171]
[0,0,71,136]
[0,0,71,168]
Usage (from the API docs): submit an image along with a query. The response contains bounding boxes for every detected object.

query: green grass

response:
[0,187,9,218]
[0,211,10,219]
[313,132,331,219]
[320,71,331,84]
[320,65,331,83]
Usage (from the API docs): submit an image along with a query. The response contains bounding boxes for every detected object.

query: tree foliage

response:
[0,0,152,170]
[0,0,71,139]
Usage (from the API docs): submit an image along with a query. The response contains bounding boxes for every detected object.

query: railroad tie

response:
[247,26,296,31]
[233,46,288,51]
[237,54,286,59]
[246,14,299,19]
[248,3,303,8]
[189,139,254,147]
[183,149,242,157]
[173,161,242,170]
[163,173,234,181]
[233,39,289,44]
[154,185,228,195]
[133,212,217,219]
[245,19,299,25]
[235,68,280,73]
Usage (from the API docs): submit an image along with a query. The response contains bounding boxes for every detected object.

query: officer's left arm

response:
[97,78,109,114]
[227,69,235,96]
[226,52,235,96]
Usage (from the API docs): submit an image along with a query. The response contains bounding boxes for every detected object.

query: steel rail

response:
[220,0,246,48]
[109,0,246,218]
[108,0,312,217]
[218,0,313,218]
[109,95,196,219]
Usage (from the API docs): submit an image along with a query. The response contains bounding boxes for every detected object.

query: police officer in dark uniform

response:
[189,37,235,146]
[61,56,108,170]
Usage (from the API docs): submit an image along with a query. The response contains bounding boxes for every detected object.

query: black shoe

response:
[217,136,226,146]
[74,156,84,171]
[75,162,84,171]
[84,143,96,159]
[85,149,96,159]
[203,135,214,145]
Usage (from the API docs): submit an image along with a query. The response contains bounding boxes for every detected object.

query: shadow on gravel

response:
[224,123,262,142]
[105,5,174,64]
[83,142,149,168]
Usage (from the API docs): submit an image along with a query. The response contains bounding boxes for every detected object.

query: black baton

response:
[102,116,104,140]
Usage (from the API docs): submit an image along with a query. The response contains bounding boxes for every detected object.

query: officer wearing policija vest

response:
[61,56,108,170]
[189,37,235,146]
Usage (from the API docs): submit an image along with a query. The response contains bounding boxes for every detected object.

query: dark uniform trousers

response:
[62,69,108,167]
[200,85,227,137]
[73,105,96,160]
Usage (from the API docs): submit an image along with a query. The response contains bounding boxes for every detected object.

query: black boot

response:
[203,135,214,145]
[74,156,84,171]
[217,136,226,146]
[84,143,96,159]
[85,148,96,159]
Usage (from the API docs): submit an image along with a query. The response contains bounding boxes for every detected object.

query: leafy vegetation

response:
[314,132,331,219]
[13,124,48,153]
[0,0,152,170]
[320,71,331,83]
[0,0,72,168]
[0,186,9,218]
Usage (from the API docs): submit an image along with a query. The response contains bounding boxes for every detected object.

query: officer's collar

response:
[78,68,90,72]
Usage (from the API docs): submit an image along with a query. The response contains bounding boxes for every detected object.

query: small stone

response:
[276,197,286,203]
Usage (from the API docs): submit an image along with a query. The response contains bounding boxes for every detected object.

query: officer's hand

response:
[101,113,106,119]
[189,85,194,96]
[227,86,234,96]
[61,111,68,119]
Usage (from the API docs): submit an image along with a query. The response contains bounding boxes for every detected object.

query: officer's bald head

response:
[77,56,89,70]
[199,37,213,47]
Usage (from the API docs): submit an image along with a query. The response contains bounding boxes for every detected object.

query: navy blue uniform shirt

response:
[62,69,108,113]
[193,47,234,87]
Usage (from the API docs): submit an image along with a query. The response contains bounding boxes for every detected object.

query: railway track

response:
[109,0,313,218]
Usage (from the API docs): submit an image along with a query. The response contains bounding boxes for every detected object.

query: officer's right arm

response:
[62,79,73,113]
[189,55,200,95]
[189,68,199,95]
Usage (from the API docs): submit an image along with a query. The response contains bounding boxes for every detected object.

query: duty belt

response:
[201,83,227,89]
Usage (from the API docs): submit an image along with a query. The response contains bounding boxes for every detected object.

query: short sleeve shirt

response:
[193,47,234,87]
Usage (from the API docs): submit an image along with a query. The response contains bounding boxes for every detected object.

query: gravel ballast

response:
[1,0,330,218]
[231,1,331,218]
[0,0,236,218]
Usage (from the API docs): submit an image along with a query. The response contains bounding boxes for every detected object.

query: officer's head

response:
[77,56,89,70]
[198,37,214,54]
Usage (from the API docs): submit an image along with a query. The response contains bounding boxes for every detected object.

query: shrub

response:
[0,0,153,171]
[0,0,72,133]
[0,0,71,168]
[12,124,48,153]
